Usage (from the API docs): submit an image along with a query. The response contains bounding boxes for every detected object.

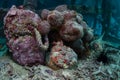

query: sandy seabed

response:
[0,50,119,80]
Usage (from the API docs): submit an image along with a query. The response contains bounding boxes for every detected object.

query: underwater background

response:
[0,0,120,80]
[0,0,120,42]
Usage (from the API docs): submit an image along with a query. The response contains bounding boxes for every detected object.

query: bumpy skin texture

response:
[47,10,64,29]
[48,41,77,70]
[62,10,77,21]
[60,20,84,42]
[41,9,50,20]
[4,6,50,66]
[38,20,50,35]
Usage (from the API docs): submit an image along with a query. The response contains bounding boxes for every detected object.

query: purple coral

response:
[4,5,49,66]
[8,36,44,66]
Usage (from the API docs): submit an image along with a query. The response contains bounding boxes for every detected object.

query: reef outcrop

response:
[4,5,50,66]
[4,5,95,69]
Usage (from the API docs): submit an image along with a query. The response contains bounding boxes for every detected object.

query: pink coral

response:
[48,41,77,70]
[60,20,84,42]
[47,10,64,29]
[62,10,77,21]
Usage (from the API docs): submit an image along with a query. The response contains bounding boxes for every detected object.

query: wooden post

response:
[102,0,111,38]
